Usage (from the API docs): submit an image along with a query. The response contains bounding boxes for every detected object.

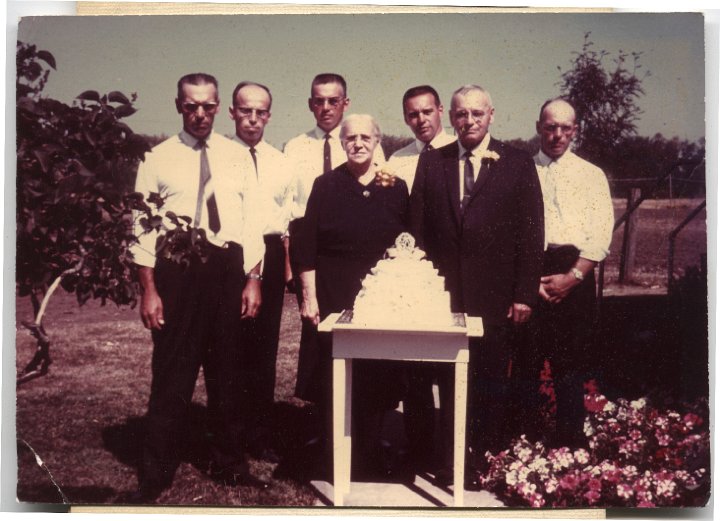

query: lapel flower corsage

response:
[374,166,397,187]
[479,150,501,162]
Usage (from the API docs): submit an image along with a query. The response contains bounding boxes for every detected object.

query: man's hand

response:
[141,287,164,330]
[138,266,164,330]
[241,279,262,319]
[539,273,578,304]
[507,302,532,324]
[301,296,320,326]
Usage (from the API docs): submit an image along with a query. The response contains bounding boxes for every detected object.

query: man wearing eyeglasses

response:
[283,74,383,454]
[229,81,295,464]
[409,84,544,488]
[129,73,268,502]
[521,98,613,449]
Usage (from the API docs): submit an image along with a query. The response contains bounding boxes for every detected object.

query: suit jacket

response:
[409,138,544,326]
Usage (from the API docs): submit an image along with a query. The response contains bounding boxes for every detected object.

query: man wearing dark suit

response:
[409,84,544,486]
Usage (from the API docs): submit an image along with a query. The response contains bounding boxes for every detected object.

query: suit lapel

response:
[443,143,462,228]
[466,138,500,207]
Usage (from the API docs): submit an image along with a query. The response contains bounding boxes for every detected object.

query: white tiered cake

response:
[351,233,453,328]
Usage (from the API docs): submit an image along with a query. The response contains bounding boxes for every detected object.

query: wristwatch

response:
[247,273,263,281]
[571,267,584,281]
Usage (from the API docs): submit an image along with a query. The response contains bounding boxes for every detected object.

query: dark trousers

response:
[142,243,248,487]
[522,245,597,447]
[404,324,514,470]
[241,235,285,440]
[289,218,322,404]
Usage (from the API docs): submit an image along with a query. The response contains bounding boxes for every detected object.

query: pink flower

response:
[683,413,702,429]
[529,493,545,507]
[583,489,601,504]
[587,478,602,491]
[559,473,580,491]
[655,433,671,446]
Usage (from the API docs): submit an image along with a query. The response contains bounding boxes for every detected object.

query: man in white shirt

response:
[386,85,456,190]
[284,74,383,409]
[229,81,295,463]
[129,73,268,502]
[527,97,614,448]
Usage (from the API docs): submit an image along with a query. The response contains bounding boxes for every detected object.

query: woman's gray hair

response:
[339,114,382,141]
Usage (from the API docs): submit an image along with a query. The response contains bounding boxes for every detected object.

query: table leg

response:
[333,358,352,505]
[453,360,468,507]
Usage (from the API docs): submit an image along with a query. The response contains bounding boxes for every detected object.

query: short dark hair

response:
[231,81,273,110]
[402,85,441,113]
[310,73,347,98]
[177,73,218,100]
[538,97,577,122]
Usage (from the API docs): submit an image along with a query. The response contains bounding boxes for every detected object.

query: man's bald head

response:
[537,98,578,160]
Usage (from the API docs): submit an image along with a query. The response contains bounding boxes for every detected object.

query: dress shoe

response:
[248,438,282,464]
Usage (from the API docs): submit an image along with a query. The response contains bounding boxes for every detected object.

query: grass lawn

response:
[13,198,707,507]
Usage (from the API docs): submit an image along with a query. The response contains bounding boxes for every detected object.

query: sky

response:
[15,8,706,150]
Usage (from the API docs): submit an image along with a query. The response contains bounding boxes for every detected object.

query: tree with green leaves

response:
[16,42,157,383]
[558,32,649,173]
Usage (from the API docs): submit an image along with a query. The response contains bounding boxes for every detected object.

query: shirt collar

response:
[179,130,215,148]
[536,149,571,167]
[414,129,450,154]
[457,132,491,159]
[312,125,341,140]
[232,135,264,151]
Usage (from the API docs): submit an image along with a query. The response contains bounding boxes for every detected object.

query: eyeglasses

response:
[310,97,345,108]
[180,102,218,114]
[235,107,270,119]
[541,124,575,134]
[452,110,489,122]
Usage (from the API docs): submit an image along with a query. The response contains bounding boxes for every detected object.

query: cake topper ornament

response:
[387,232,426,260]
[396,232,415,252]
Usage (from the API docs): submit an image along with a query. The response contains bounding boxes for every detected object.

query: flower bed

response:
[479,394,709,507]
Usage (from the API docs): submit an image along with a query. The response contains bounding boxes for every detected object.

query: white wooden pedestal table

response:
[318,311,483,507]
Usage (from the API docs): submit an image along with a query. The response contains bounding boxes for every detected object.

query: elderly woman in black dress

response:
[295,114,409,477]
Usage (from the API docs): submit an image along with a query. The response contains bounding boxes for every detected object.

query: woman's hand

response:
[301,295,320,326]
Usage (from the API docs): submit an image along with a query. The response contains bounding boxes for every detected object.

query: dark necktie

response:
[422,143,433,153]
[462,151,474,211]
[194,139,221,234]
[323,133,332,173]
[249,146,258,178]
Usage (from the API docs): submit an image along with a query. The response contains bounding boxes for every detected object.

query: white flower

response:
[573,449,589,465]
[617,483,634,499]
[505,469,518,486]
[518,466,531,483]
[546,478,559,493]
[479,150,501,162]
[603,401,617,413]
[517,446,533,463]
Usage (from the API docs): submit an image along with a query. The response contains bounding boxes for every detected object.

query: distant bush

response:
[381,134,414,160]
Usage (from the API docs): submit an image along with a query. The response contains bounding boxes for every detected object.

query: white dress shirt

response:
[284,125,385,219]
[534,149,614,262]
[131,130,265,273]
[457,133,492,200]
[232,137,296,236]
[386,129,456,190]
